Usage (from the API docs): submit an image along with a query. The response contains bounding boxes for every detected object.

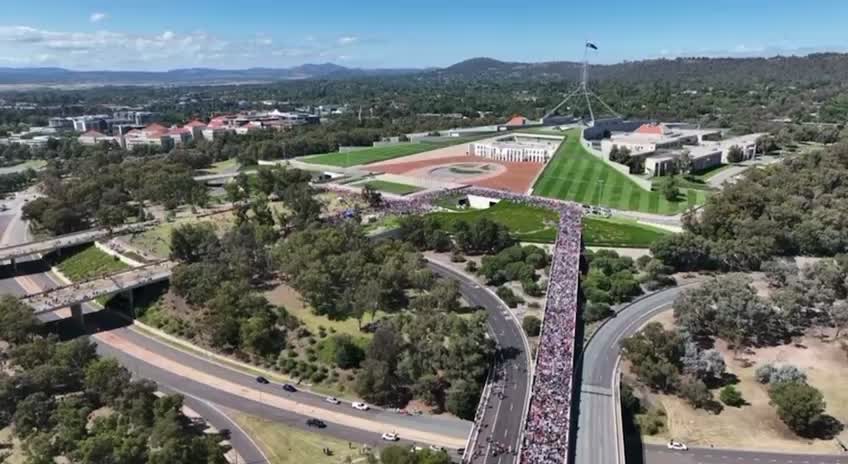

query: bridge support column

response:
[70,303,84,327]
[9,257,15,272]
[124,289,135,318]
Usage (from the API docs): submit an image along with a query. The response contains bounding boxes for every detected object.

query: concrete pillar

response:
[9,257,15,272]
[70,303,84,327]
[124,289,135,318]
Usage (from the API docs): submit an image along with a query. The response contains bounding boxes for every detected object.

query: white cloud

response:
[0,25,375,69]
[337,36,358,45]
[89,12,108,23]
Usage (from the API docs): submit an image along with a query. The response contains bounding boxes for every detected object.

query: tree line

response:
[0,296,229,464]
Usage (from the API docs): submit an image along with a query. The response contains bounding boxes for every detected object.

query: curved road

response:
[0,197,529,462]
[428,261,530,463]
[574,285,848,464]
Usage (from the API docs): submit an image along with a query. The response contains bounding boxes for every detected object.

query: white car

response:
[381,432,399,441]
[325,396,341,405]
[667,440,688,451]
[429,445,445,452]
[351,402,369,411]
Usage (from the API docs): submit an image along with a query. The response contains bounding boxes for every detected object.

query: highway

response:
[428,261,530,464]
[574,284,848,464]
[0,195,535,461]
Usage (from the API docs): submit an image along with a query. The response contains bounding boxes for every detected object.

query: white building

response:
[469,134,562,163]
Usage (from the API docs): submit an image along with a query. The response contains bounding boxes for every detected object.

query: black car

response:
[282,384,297,392]
[306,418,326,428]
[255,376,269,384]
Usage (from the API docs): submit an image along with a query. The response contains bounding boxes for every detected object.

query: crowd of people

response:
[25,261,174,312]
[519,207,582,464]
[319,182,584,463]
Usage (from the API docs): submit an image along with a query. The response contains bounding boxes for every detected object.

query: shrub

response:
[756,364,806,384]
[755,364,775,384]
[465,260,478,273]
[769,381,825,436]
[720,385,744,407]
[522,315,542,337]
[584,302,613,323]
[679,377,713,410]
[318,335,365,369]
[496,286,523,308]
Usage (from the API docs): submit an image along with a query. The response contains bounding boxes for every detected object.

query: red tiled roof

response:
[505,115,528,126]
[635,123,664,135]
[143,123,168,136]
[185,120,206,127]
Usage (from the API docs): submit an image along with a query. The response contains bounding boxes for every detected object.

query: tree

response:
[651,233,714,272]
[676,150,693,175]
[681,343,726,382]
[84,358,132,406]
[720,385,744,407]
[239,313,284,359]
[673,275,782,349]
[170,223,220,263]
[0,295,38,345]
[769,381,825,436]
[13,392,55,438]
[522,315,541,337]
[621,323,684,392]
[584,302,613,322]
[659,175,681,201]
[445,380,480,420]
[678,377,713,409]
[727,145,745,163]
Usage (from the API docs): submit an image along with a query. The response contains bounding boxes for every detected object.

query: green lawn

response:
[532,129,709,215]
[232,413,369,464]
[54,245,130,281]
[582,217,670,248]
[300,144,438,167]
[354,179,424,195]
[430,201,670,248]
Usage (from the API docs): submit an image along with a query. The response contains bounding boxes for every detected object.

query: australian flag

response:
[586,42,598,50]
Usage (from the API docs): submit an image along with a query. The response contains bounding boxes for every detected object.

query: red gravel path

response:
[375,155,543,193]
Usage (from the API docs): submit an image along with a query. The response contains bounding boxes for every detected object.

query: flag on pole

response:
[586,42,598,50]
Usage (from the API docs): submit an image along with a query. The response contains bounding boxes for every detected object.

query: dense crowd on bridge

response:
[321,183,585,463]
[24,262,174,312]
[519,207,582,464]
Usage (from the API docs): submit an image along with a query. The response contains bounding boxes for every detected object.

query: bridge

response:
[22,260,176,323]
[0,222,156,266]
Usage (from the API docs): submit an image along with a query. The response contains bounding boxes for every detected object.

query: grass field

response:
[532,129,708,215]
[54,245,129,281]
[232,413,368,464]
[301,144,438,167]
[265,283,383,341]
[354,179,424,195]
[430,201,670,248]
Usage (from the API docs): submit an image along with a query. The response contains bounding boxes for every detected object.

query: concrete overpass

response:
[22,260,176,323]
[0,222,156,267]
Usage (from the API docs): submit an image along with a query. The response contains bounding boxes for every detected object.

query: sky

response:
[0,0,847,71]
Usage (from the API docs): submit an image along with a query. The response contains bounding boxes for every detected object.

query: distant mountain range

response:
[0,63,422,86]
[3,52,848,86]
[434,53,848,83]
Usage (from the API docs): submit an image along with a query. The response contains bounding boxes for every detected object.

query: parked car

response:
[667,440,688,451]
[429,445,445,452]
[282,384,297,392]
[324,396,341,405]
[306,418,326,428]
[381,432,399,441]
[255,376,269,384]
[351,402,369,411]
